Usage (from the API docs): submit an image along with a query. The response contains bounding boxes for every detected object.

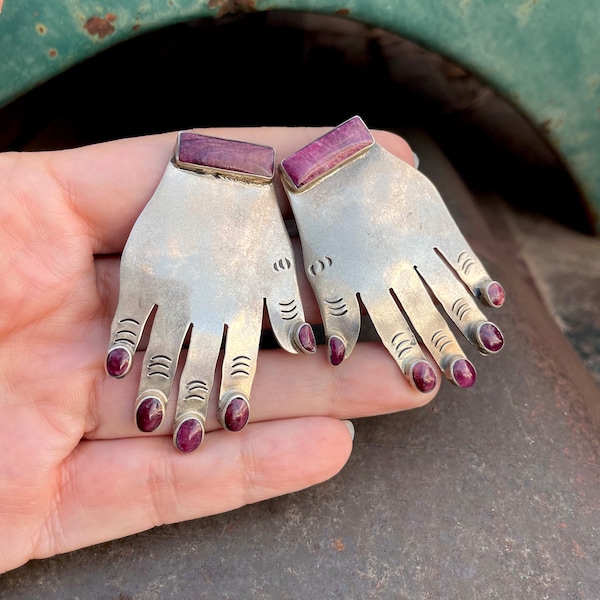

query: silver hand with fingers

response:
[106,132,315,452]
[280,116,505,392]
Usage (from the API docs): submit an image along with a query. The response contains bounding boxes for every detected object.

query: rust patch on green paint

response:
[84,13,117,39]
[208,0,257,18]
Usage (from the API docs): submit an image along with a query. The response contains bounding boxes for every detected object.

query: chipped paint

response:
[36,23,47,35]
[585,74,600,100]
[540,117,565,134]
[515,0,539,26]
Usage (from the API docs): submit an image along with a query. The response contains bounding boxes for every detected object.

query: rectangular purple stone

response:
[176,132,274,179]
[280,116,374,190]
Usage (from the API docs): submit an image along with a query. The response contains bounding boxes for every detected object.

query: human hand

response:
[280,116,505,389]
[0,126,434,574]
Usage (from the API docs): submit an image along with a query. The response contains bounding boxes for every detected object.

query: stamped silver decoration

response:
[106,132,315,452]
[279,115,506,392]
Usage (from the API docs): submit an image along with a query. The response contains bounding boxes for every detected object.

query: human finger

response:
[31,417,353,566]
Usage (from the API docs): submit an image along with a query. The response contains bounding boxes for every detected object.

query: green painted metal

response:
[1,1,599,231]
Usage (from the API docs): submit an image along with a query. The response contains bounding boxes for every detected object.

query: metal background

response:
[1,0,599,232]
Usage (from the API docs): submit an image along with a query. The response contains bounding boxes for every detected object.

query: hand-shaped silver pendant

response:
[279,116,505,392]
[105,132,315,452]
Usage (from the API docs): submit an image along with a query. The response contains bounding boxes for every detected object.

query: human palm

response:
[0,127,434,574]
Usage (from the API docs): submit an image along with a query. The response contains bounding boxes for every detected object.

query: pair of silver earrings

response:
[105,116,505,453]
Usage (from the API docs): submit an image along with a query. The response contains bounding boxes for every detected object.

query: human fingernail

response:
[343,420,355,441]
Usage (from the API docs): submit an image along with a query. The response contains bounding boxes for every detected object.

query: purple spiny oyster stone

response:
[297,323,317,354]
[177,132,274,178]
[175,418,204,453]
[477,322,504,353]
[328,336,346,366]
[281,116,374,189]
[224,396,250,432]
[451,359,477,388]
[136,396,164,432]
[486,281,506,308]
[106,346,131,378]
[411,360,437,393]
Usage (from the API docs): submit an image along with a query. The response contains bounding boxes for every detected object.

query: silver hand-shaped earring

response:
[279,116,505,392]
[105,132,315,452]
